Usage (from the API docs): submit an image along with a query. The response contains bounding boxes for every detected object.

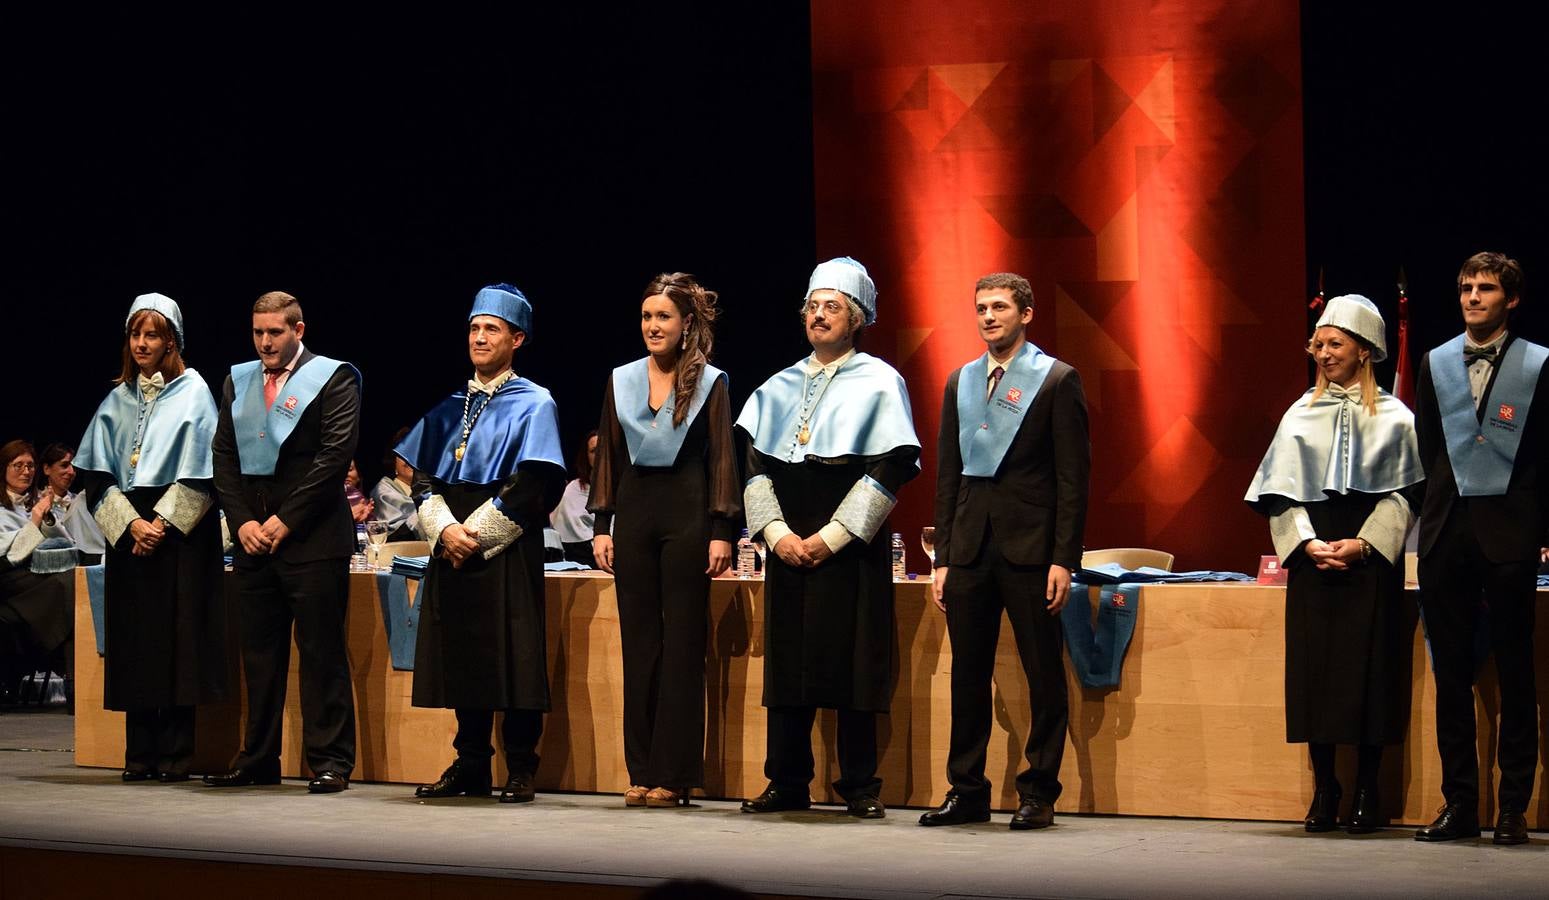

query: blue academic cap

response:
[806,257,877,326]
[127,293,186,351]
[469,283,533,338]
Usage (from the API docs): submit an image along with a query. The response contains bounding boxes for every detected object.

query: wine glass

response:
[365,521,389,570]
[920,526,936,571]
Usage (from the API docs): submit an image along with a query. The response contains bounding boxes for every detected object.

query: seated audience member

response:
[0,440,74,700]
[345,459,374,524]
[372,427,424,542]
[551,430,598,568]
[38,442,106,563]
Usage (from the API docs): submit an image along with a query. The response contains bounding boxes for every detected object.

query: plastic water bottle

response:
[352,524,369,572]
[891,532,906,579]
[736,528,757,578]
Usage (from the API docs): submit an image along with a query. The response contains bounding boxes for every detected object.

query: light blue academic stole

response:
[1432,334,1549,496]
[613,359,725,467]
[956,342,1055,477]
[231,355,351,476]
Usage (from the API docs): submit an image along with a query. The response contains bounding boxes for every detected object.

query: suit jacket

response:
[934,357,1090,570]
[212,348,362,566]
[1414,335,1549,563]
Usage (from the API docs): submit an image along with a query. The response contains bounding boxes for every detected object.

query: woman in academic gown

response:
[0,440,76,699]
[590,273,741,807]
[74,293,226,781]
[1245,294,1421,834]
[37,443,106,564]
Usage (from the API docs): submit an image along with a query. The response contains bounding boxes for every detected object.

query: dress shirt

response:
[1465,330,1507,410]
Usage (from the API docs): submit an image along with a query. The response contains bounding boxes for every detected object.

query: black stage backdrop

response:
[5,5,1548,518]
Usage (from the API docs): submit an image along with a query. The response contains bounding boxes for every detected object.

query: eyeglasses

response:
[7,461,35,471]
[804,298,846,316]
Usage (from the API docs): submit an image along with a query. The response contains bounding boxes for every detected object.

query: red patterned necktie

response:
[264,369,284,409]
[988,365,1005,399]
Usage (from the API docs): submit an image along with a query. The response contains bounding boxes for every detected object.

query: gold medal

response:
[455,443,466,461]
[797,425,810,445]
[130,451,140,468]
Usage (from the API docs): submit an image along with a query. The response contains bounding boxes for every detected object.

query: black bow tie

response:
[1464,346,1499,366]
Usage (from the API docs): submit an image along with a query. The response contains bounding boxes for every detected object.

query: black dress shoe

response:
[499,772,536,804]
[919,792,991,827]
[846,794,885,819]
[1493,810,1529,846]
[417,762,493,798]
[203,762,282,788]
[1343,786,1381,834]
[307,771,349,793]
[740,786,811,814]
[121,769,155,783]
[157,771,190,784]
[1304,785,1341,833]
[1010,795,1054,830]
[1414,803,1480,842]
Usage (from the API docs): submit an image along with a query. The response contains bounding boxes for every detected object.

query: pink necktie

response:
[264,370,282,409]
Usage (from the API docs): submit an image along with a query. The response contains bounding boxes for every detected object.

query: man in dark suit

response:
[1413,252,1546,845]
[206,291,362,794]
[919,272,1089,830]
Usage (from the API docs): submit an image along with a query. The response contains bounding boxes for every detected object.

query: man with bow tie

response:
[393,284,566,804]
[208,291,362,793]
[1413,252,1546,845]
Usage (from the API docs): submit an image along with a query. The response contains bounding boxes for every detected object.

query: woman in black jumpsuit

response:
[590,273,740,808]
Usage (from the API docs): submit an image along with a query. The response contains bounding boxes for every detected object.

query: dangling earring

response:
[681,329,689,350]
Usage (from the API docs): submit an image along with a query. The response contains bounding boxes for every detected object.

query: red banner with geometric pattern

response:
[811,0,1306,570]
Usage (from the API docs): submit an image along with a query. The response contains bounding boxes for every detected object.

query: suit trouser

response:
[234,558,356,776]
[453,708,543,776]
[1418,510,1538,812]
[614,513,709,789]
[765,706,880,800]
[943,540,1069,803]
[124,706,195,775]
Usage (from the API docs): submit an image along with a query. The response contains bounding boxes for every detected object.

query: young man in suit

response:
[920,272,1090,830]
[1413,252,1545,845]
[207,291,362,793]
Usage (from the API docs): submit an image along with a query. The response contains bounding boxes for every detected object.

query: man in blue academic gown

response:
[396,284,567,804]
[736,257,921,819]
[208,291,362,793]
[920,272,1090,830]
[1413,252,1547,845]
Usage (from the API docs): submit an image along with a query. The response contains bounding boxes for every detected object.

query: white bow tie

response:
[138,372,166,398]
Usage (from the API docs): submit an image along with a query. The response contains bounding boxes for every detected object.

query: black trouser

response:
[943,541,1069,803]
[233,558,356,776]
[765,706,880,800]
[1418,511,1539,813]
[125,706,195,775]
[453,708,543,776]
[614,499,709,788]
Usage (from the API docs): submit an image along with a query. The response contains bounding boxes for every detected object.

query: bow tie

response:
[137,372,166,396]
[1464,345,1500,366]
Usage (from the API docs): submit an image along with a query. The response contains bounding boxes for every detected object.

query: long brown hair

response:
[116,309,187,386]
[642,273,719,427]
[0,439,38,511]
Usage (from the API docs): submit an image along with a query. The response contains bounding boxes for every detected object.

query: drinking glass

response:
[365,521,389,570]
[920,526,936,570]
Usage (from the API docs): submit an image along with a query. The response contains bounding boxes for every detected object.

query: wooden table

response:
[74,571,1549,826]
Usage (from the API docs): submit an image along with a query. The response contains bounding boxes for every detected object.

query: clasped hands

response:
[129,517,166,556]
[772,533,834,568]
[1305,538,1364,571]
[439,523,481,569]
[236,516,292,556]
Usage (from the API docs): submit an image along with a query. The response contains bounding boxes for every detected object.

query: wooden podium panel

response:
[75,571,1549,826]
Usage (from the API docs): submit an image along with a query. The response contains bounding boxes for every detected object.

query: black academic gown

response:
[411,469,563,711]
[79,477,227,710]
[743,444,919,713]
[1281,492,1412,745]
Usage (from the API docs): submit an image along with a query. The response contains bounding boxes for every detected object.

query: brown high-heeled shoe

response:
[624,785,650,807]
[645,786,690,808]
